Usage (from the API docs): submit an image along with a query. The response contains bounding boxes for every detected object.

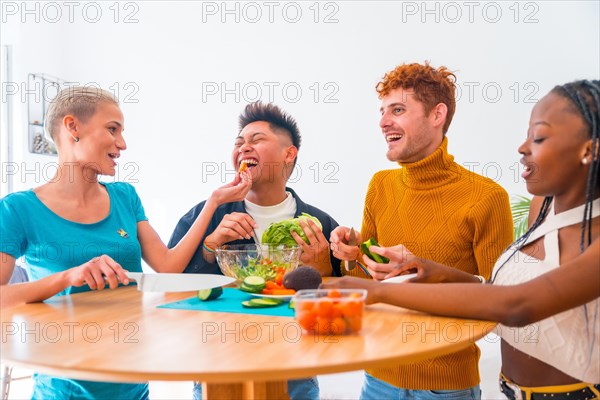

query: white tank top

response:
[244,192,296,244]
[491,198,600,383]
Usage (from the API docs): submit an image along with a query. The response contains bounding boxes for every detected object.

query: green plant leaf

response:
[511,195,532,239]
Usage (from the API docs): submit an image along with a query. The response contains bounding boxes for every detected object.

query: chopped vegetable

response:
[239,283,259,293]
[265,281,284,290]
[197,287,223,301]
[232,258,290,282]
[275,271,284,286]
[242,276,266,292]
[242,298,283,308]
[261,289,296,296]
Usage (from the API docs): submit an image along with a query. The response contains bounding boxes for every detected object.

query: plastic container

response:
[293,289,367,335]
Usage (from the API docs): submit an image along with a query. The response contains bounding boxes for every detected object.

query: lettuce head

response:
[262,213,323,246]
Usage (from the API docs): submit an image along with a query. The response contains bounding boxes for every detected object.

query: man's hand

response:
[204,212,258,248]
[64,255,130,290]
[361,244,415,281]
[291,218,332,276]
[329,226,362,262]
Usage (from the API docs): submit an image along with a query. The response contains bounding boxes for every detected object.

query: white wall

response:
[2,1,599,247]
[1,15,69,195]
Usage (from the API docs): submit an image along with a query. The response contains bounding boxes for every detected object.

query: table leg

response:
[243,380,288,399]
[203,380,289,400]
[202,382,242,399]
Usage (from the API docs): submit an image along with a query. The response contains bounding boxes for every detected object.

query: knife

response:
[345,228,358,271]
[124,272,235,292]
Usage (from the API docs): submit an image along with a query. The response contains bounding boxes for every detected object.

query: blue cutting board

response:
[158,288,294,317]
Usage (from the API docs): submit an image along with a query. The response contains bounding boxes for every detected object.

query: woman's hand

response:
[365,245,476,283]
[384,257,481,284]
[208,171,252,206]
[320,276,381,304]
[148,170,254,271]
[64,255,130,290]
[202,171,255,249]
[383,258,449,283]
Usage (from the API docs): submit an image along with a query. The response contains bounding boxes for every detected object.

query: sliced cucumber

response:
[197,287,223,301]
[241,298,283,308]
[254,298,282,306]
[242,276,266,291]
[239,283,261,293]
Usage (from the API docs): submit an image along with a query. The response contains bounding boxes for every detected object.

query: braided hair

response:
[490,80,600,283]
[552,80,600,251]
[554,80,600,367]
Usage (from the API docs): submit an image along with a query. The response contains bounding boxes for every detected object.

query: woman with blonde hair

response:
[0,86,251,399]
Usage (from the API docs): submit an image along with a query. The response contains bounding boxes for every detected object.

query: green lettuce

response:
[262,213,323,246]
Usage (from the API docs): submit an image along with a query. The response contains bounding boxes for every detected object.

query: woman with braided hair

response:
[324,80,600,398]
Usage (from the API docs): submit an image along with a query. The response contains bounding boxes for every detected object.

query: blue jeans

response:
[193,377,319,400]
[360,373,481,400]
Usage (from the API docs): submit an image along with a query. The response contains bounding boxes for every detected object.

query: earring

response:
[71,135,79,143]
[582,158,588,165]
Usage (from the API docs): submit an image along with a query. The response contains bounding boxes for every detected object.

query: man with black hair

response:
[168,101,341,400]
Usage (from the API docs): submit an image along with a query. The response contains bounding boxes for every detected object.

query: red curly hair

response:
[376,62,457,133]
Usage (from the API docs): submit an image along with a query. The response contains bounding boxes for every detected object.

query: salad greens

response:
[232,258,287,281]
[262,213,323,246]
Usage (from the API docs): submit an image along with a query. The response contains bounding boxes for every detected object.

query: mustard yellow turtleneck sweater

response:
[346,137,513,390]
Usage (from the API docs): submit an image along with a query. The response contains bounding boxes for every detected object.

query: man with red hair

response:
[331,62,513,399]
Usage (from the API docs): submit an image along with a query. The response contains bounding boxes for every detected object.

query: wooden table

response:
[1,286,495,399]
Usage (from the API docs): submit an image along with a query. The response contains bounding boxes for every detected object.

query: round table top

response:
[1,286,495,383]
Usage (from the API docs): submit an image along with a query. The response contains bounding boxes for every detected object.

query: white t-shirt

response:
[244,192,297,244]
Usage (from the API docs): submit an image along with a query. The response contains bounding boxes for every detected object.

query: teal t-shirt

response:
[1,182,145,295]
[0,182,149,400]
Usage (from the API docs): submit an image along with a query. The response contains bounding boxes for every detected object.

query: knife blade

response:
[124,272,235,292]
[345,228,358,271]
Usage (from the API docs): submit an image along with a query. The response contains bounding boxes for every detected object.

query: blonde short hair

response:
[45,86,119,140]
